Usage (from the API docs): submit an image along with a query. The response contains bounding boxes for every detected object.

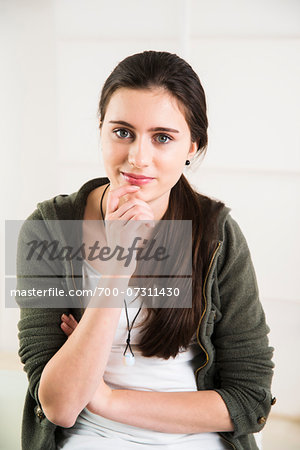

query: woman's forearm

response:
[99,389,234,434]
[38,273,129,427]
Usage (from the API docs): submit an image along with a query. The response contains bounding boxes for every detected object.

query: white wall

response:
[1,0,299,419]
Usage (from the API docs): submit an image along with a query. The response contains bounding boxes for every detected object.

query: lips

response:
[122,172,154,180]
[121,172,155,186]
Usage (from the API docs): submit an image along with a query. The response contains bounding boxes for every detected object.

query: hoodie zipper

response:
[193,241,237,450]
[70,259,85,317]
[220,434,236,449]
[194,241,221,377]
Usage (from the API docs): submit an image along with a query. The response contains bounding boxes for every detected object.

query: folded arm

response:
[92,385,234,433]
[61,314,233,433]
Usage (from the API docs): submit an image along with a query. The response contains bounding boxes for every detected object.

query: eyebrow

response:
[108,120,180,133]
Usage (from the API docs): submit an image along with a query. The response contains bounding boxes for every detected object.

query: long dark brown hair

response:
[98,51,225,359]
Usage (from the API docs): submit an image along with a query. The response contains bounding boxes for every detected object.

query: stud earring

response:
[185,160,190,166]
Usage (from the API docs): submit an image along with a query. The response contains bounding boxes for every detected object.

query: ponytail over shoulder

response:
[134,175,225,359]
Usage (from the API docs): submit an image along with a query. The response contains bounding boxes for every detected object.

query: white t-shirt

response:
[57,260,226,449]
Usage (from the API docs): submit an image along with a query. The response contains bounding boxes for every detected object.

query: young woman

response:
[17,50,275,450]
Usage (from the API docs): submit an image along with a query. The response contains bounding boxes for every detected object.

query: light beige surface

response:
[0,351,23,371]
[263,413,300,450]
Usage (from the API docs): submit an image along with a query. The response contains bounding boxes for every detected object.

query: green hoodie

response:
[16,177,275,450]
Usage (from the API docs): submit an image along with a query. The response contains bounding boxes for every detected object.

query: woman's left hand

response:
[60,313,113,415]
[60,312,78,337]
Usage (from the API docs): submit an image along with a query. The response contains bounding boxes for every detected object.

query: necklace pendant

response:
[123,354,135,366]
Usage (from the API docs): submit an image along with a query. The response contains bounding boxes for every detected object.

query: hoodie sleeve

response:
[212,214,275,438]
[16,208,75,419]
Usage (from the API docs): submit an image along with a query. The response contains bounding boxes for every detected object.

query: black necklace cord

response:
[123,298,144,357]
[100,183,110,227]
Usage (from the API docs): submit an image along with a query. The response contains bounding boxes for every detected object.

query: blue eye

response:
[114,129,132,139]
[156,134,172,144]
[113,129,172,144]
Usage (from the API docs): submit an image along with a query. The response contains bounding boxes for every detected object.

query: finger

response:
[121,207,154,223]
[106,200,136,220]
[107,199,154,221]
[106,185,140,216]
[61,313,78,330]
[69,313,77,323]
[68,315,78,330]
[60,322,74,337]
[117,198,154,217]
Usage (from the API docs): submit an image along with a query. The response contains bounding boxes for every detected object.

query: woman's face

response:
[100,87,198,218]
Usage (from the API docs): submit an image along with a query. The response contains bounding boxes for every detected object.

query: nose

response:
[128,136,152,168]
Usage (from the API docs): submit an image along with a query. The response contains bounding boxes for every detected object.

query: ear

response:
[187,141,198,159]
